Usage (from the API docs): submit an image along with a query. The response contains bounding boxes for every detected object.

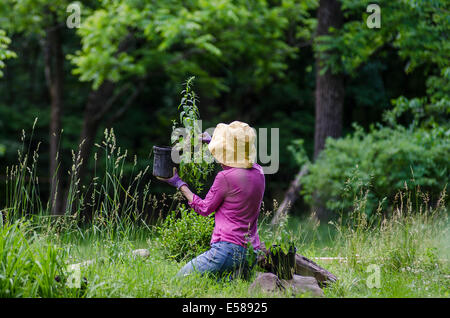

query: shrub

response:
[0,219,76,297]
[299,124,449,216]
[157,205,214,261]
[171,76,214,192]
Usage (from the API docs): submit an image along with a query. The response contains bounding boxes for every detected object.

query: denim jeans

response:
[177,241,256,279]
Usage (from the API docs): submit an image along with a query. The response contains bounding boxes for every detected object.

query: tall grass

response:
[316,184,449,297]
[0,121,448,297]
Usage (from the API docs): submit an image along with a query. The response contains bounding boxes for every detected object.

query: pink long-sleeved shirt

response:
[188,164,265,249]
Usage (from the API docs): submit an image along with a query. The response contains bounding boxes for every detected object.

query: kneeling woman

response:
[158,121,265,278]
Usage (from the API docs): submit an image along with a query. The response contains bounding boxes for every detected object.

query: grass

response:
[0,124,448,298]
[1,204,447,298]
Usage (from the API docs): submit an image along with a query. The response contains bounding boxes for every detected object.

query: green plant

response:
[171,76,214,192]
[0,29,16,77]
[299,124,449,217]
[0,219,77,297]
[264,214,296,255]
[157,204,214,261]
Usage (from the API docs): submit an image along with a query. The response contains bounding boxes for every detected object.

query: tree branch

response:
[93,83,131,121]
[271,164,309,225]
[105,83,142,127]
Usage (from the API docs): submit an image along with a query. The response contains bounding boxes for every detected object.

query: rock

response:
[279,275,324,297]
[132,248,150,258]
[249,272,324,297]
[256,245,337,287]
[294,254,337,287]
[67,259,95,271]
[249,272,282,294]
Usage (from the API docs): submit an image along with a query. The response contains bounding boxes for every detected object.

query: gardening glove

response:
[157,167,187,189]
[201,131,212,144]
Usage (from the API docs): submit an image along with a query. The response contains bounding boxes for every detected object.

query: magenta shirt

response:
[188,164,265,249]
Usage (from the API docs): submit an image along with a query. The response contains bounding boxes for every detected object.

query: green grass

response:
[1,207,448,298]
[1,125,448,298]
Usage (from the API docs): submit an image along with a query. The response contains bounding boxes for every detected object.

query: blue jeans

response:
[177,241,256,279]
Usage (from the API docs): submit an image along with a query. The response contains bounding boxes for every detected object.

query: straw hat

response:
[208,121,256,168]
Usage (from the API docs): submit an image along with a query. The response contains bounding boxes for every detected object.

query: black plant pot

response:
[153,146,174,178]
[268,244,297,280]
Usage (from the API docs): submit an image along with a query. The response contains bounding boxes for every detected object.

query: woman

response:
[158,121,265,278]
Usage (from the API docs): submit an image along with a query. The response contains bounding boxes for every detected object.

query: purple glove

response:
[201,132,212,144]
[160,168,187,189]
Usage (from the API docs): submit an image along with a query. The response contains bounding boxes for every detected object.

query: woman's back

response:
[189,164,265,250]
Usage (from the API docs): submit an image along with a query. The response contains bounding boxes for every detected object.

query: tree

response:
[0,29,15,158]
[274,0,450,222]
[313,0,344,160]
[0,29,16,77]
[274,0,344,223]
[0,0,72,214]
[43,9,65,215]
[68,0,313,185]
[1,0,313,214]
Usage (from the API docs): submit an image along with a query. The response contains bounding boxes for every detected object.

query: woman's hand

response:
[157,167,194,202]
[157,167,187,189]
[200,131,212,144]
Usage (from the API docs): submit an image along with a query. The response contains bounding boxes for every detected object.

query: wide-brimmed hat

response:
[208,121,256,168]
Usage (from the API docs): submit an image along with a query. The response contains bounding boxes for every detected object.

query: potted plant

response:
[152,145,174,178]
[170,76,214,192]
[265,216,297,280]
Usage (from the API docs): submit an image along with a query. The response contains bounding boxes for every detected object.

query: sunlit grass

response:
[1,123,448,298]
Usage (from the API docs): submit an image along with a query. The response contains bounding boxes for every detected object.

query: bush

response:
[300,124,449,216]
[157,205,214,261]
[0,219,76,297]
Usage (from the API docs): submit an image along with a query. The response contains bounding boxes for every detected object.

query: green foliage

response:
[383,67,450,130]
[0,29,16,77]
[287,138,310,167]
[316,0,449,132]
[300,124,449,216]
[157,204,214,261]
[171,76,214,192]
[0,0,72,34]
[317,0,449,75]
[263,214,297,255]
[69,0,315,92]
[324,190,448,298]
[0,219,77,297]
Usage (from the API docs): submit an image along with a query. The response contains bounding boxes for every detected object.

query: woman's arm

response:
[157,167,227,216]
[179,184,194,203]
[187,172,228,216]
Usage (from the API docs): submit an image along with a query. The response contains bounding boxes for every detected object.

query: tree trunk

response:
[257,245,337,287]
[314,0,344,159]
[271,165,308,225]
[274,0,345,222]
[43,19,64,215]
[60,34,137,213]
[77,81,116,183]
[313,0,345,221]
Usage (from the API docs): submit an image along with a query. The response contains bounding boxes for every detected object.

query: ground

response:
[47,214,449,298]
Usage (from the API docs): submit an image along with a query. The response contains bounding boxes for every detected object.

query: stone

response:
[279,275,324,297]
[249,272,282,294]
[67,259,94,271]
[256,246,338,287]
[249,272,324,297]
[132,248,150,258]
[294,254,337,287]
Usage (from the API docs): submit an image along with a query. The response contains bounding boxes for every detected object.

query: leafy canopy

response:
[69,0,317,92]
[0,29,16,78]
